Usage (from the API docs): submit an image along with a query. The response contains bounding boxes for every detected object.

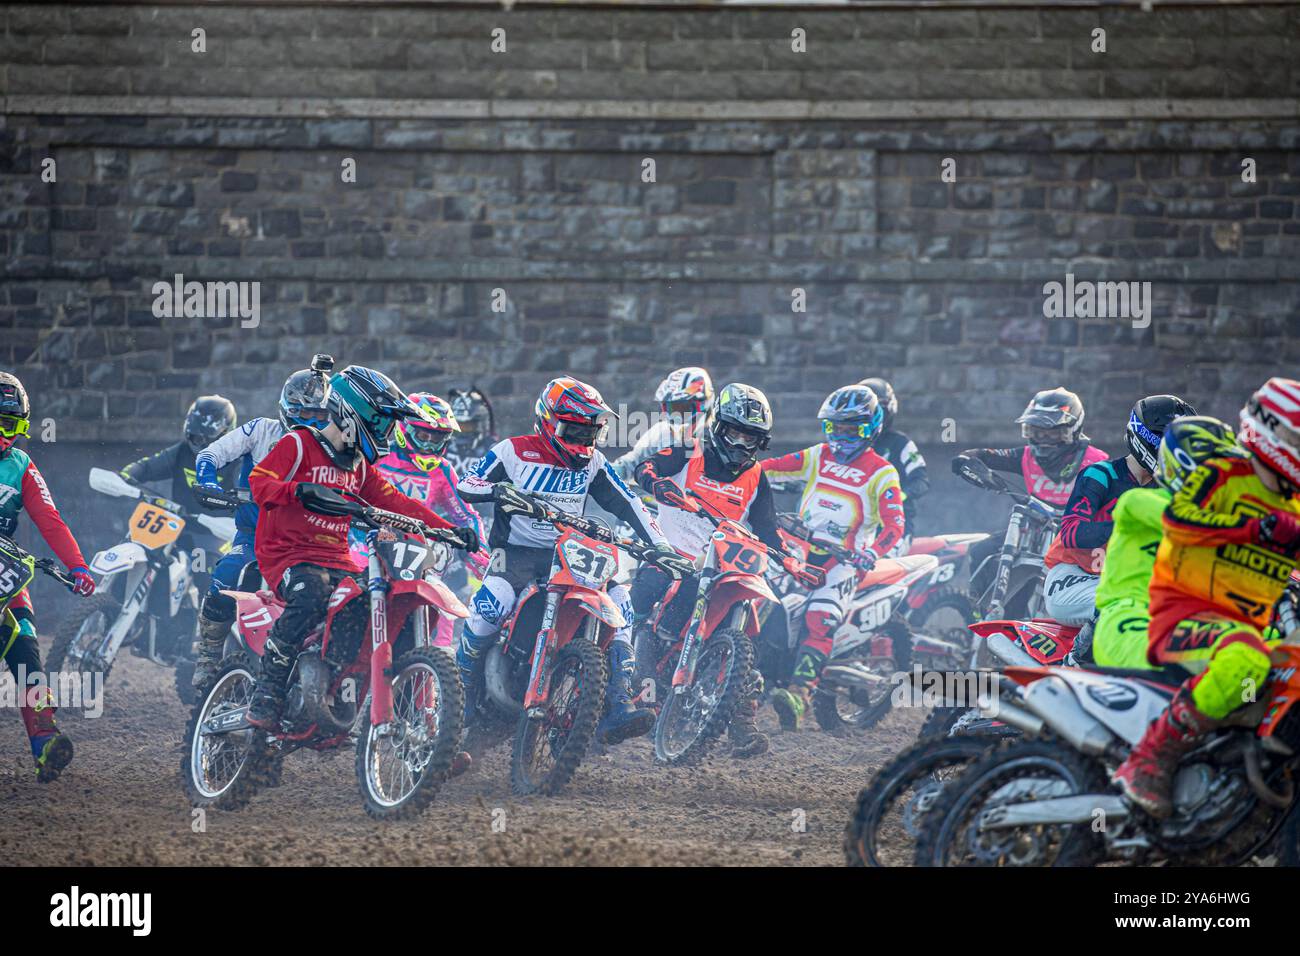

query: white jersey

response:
[195,417,286,529]
[612,418,704,483]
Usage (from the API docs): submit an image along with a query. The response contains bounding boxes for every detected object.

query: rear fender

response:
[222,589,284,657]
[971,619,1077,665]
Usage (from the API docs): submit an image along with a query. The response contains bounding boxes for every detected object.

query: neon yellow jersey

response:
[1094,487,1168,610]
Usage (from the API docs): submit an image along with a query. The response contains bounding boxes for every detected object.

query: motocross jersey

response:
[635,439,783,560]
[248,428,454,591]
[458,434,668,551]
[372,447,488,574]
[122,441,237,507]
[761,443,905,559]
[1148,455,1300,642]
[873,428,929,536]
[1094,487,1167,610]
[613,417,705,484]
[965,443,1108,506]
[1044,456,1144,571]
[0,447,86,571]
[444,433,496,480]
[195,417,285,532]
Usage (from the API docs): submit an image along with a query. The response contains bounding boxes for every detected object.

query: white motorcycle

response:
[47,468,235,708]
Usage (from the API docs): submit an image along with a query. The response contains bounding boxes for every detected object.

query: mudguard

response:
[223,589,284,657]
[702,574,774,638]
[562,587,625,629]
[971,618,1078,665]
[89,542,147,576]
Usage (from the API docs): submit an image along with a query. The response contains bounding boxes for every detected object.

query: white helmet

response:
[654,367,714,419]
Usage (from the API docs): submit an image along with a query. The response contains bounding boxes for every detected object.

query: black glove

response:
[493,482,538,517]
[649,544,693,581]
[848,550,878,573]
[451,526,481,553]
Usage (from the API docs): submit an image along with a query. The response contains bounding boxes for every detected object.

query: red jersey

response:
[249,429,452,591]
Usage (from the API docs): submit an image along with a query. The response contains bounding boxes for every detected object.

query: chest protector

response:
[0,449,30,538]
[1020,445,1105,506]
[684,449,760,522]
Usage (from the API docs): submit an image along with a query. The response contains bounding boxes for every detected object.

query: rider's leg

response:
[772,562,853,730]
[193,530,254,688]
[6,606,73,781]
[597,585,655,745]
[1042,562,1100,627]
[1113,614,1268,817]
[459,572,518,715]
[729,664,769,758]
[1092,598,1153,669]
[246,564,341,728]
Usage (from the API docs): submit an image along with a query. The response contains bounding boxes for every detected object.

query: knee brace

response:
[1190,638,1271,719]
[466,575,516,642]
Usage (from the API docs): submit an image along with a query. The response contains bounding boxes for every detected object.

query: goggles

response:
[662,398,703,418]
[1022,423,1072,446]
[822,420,874,440]
[719,424,765,451]
[287,405,331,428]
[555,417,608,447]
[0,416,29,440]
[408,425,453,455]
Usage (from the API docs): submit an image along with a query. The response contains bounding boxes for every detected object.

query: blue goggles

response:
[822,419,876,440]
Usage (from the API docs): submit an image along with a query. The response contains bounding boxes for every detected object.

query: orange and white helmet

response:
[1240,377,1300,489]
[654,367,714,421]
[535,376,615,469]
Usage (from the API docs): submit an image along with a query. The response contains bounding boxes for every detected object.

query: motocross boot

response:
[191,612,231,690]
[728,667,768,757]
[1112,687,1219,819]
[597,642,655,745]
[22,687,73,783]
[246,635,295,729]
[771,649,826,731]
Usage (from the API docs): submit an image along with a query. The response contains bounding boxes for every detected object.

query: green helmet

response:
[1155,416,1243,494]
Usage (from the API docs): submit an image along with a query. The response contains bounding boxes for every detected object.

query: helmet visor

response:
[0,416,29,440]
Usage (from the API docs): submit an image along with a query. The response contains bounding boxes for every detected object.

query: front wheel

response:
[356,648,464,820]
[914,739,1108,868]
[814,618,913,736]
[510,632,607,796]
[46,593,122,713]
[653,628,753,766]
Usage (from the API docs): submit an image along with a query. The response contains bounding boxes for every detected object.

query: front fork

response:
[672,547,720,691]
[524,585,562,711]
[984,509,1023,622]
[367,543,394,728]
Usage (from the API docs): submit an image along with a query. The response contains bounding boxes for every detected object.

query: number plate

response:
[378,538,451,581]
[559,535,618,588]
[0,538,34,602]
[128,502,185,549]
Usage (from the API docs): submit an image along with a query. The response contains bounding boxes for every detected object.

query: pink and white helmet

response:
[1240,377,1300,489]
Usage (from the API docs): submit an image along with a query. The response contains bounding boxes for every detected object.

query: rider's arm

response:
[760,447,813,486]
[893,432,930,500]
[1057,463,1119,553]
[862,466,906,559]
[195,421,257,486]
[1163,460,1259,545]
[747,473,786,552]
[634,443,688,491]
[121,445,175,485]
[455,445,509,505]
[590,460,669,548]
[358,459,454,530]
[613,419,674,483]
[248,433,305,507]
[958,446,1024,475]
[21,461,88,570]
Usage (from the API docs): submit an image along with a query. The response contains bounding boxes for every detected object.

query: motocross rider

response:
[858,378,930,547]
[1091,417,1242,670]
[632,382,785,757]
[1042,395,1195,631]
[245,366,477,729]
[0,373,96,781]
[456,376,689,747]
[613,367,715,483]
[189,359,333,688]
[121,394,239,502]
[444,385,498,477]
[762,383,906,731]
[1113,378,1300,818]
[368,391,490,647]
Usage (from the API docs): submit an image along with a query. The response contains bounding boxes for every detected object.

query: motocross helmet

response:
[819,384,884,464]
[1016,387,1087,471]
[534,376,615,470]
[279,355,333,431]
[326,366,421,466]
[858,377,898,431]
[447,385,494,439]
[396,392,460,469]
[655,367,714,428]
[1240,377,1300,493]
[1156,416,1241,495]
[706,383,773,477]
[1127,394,1197,474]
[184,395,237,454]
[0,372,30,459]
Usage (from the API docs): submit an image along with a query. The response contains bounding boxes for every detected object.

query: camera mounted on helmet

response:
[280,358,333,432]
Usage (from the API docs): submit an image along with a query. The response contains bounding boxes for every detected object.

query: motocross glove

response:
[650,477,687,508]
[649,544,693,581]
[69,566,96,597]
[848,550,878,573]
[1258,512,1300,552]
[451,526,481,553]
[493,482,538,517]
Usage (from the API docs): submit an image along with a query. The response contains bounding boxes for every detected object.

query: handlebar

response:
[193,484,252,513]
[296,483,472,551]
[951,456,1062,517]
[668,491,825,587]
[34,557,76,592]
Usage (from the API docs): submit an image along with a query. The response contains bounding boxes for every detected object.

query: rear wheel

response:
[911,585,976,662]
[356,648,464,819]
[844,736,993,867]
[511,631,607,796]
[814,618,913,736]
[654,628,752,766]
[182,659,275,811]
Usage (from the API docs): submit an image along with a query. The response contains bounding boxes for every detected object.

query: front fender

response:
[562,588,625,629]
[89,542,147,576]
[704,574,774,637]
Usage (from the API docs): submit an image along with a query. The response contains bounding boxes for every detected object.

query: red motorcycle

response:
[646,491,823,764]
[463,489,687,794]
[182,487,472,820]
[904,533,989,662]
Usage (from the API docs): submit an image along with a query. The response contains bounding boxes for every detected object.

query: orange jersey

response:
[1148,455,1300,641]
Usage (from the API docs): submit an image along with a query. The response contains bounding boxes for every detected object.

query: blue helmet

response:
[818,384,883,463]
[326,366,420,465]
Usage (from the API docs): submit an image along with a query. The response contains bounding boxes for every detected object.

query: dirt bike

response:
[904,532,988,663]
[756,512,937,735]
[0,533,79,684]
[48,468,236,711]
[913,571,1300,868]
[462,486,685,794]
[182,486,471,820]
[953,456,1063,664]
[637,492,822,764]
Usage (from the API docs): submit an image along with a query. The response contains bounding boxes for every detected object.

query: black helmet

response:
[858,377,897,430]
[184,395,237,453]
[280,355,333,431]
[326,366,420,465]
[447,385,494,438]
[1127,394,1196,474]
[1016,386,1087,461]
[706,383,773,477]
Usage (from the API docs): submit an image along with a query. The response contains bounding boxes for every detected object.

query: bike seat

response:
[907,536,947,556]
[859,554,935,588]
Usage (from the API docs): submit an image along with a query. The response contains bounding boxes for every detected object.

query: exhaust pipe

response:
[985,631,1038,667]
[983,699,1046,738]
[484,646,523,715]
[978,793,1128,829]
